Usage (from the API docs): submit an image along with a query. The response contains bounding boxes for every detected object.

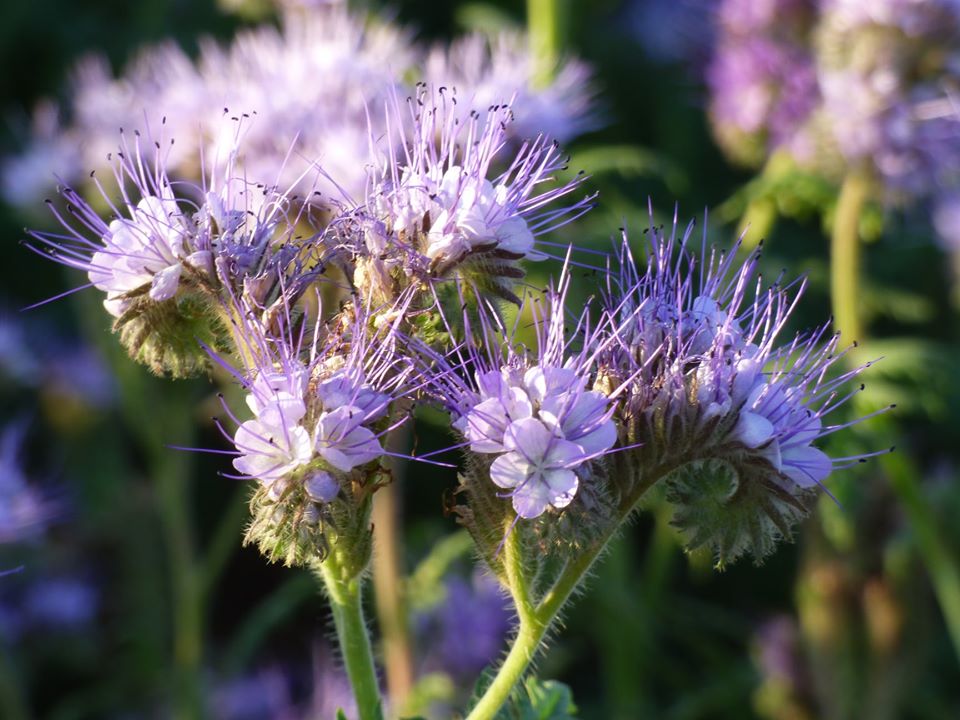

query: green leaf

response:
[490,676,579,719]
[336,710,349,720]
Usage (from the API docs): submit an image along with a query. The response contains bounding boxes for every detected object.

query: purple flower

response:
[209,667,299,720]
[598,214,886,562]
[424,262,619,519]
[934,194,960,251]
[707,0,820,166]
[2,5,412,208]
[421,571,512,678]
[23,577,98,629]
[607,216,879,488]
[27,132,214,318]
[217,292,413,498]
[360,87,594,286]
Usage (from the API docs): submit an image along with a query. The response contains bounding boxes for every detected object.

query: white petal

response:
[511,481,553,519]
[503,417,555,463]
[782,445,832,488]
[465,398,510,453]
[149,264,182,301]
[541,468,579,509]
[495,217,534,256]
[734,411,775,449]
[490,451,531,490]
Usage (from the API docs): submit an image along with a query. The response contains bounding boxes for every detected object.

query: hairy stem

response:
[316,558,383,720]
[466,475,661,720]
[465,527,542,720]
[830,170,870,342]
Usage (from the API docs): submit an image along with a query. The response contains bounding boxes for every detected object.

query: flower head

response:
[815,0,960,198]
[213,288,416,565]
[29,131,213,319]
[2,5,413,209]
[707,0,820,166]
[425,262,618,520]
[358,86,594,301]
[599,213,887,564]
[28,128,321,376]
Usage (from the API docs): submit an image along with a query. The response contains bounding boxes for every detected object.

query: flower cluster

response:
[597,216,884,563]
[28,129,320,376]
[815,0,960,198]
[221,294,411,490]
[424,30,599,145]
[212,288,415,565]
[356,87,594,301]
[424,267,618,520]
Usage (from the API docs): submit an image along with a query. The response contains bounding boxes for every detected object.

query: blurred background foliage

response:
[1,1,959,719]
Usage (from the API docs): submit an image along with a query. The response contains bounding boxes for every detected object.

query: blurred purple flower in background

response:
[624,0,714,65]
[1,6,599,214]
[210,666,298,720]
[0,311,40,385]
[23,576,98,630]
[420,571,512,679]
[425,30,599,145]
[0,573,98,642]
[208,644,358,720]
[815,0,960,199]
[707,0,820,166]
[0,421,57,544]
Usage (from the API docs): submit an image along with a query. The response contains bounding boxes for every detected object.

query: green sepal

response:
[114,288,229,378]
[453,453,617,593]
[244,462,387,574]
[663,458,815,569]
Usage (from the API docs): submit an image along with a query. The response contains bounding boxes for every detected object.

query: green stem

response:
[831,170,870,342]
[465,529,542,720]
[316,558,382,720]
[154,448,205,720]
[882,447,960,664]
[467,472,660,720]
[527,0,563,87]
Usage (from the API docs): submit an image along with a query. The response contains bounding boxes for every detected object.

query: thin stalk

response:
[315,559,383,720]
[882,447,960,664]
[466,475,661,720]
[154,446,205,720]
[527,0,563,87]
[371,423,414,714]
[465,528,542,720]
[827,171,960,662]
[830,170,870,342]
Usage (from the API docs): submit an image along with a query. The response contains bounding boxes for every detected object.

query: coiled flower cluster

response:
[597,217,884,564]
